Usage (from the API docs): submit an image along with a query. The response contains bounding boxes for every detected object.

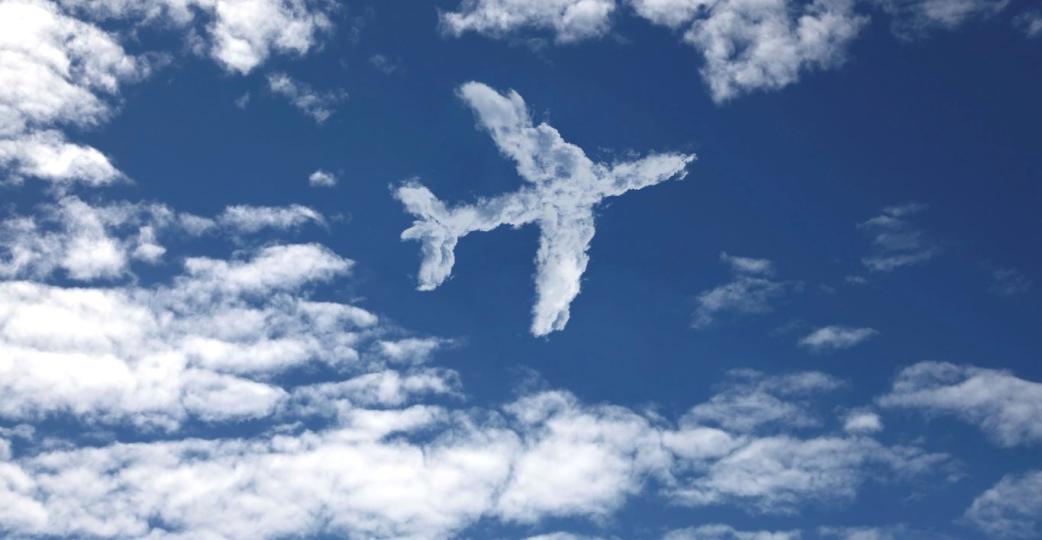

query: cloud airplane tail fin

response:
[395,182,461,291]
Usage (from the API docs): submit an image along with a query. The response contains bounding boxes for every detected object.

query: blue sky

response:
[1,0,1041,539]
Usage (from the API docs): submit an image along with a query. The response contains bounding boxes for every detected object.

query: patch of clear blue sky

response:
[54,1,1042,537]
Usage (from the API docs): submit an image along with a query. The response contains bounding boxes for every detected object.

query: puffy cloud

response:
[798,325,877,352]
[878,362,1042,447]
[0,197,324,282]
[842,410,883,434]
[0,243,391,429]
[308,168,338,187]
[395,82,694,336]
[0,0,149,186]
[693,253,795,329]
[495,391,670,522]
[267,72,347,123]
[663,524,802,540]
[441,0,617,43]
[632,0,866,102]
[963,471,1042,539]
[1,0,336,187]
[858,203,939,272]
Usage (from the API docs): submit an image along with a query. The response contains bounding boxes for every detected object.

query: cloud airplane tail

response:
[396,182,462,291]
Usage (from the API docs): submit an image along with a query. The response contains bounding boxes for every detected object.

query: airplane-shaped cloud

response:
[395,82,695,336]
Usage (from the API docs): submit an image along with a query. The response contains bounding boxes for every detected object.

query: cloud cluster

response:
[0,197,325,282]
[0,0,149,186]
[0,0,335,187]
[0,230,954,538]
[693,253,794,329]
[396,82,694,336]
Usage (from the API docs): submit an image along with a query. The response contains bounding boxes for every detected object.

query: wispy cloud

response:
[693,253,795,329]
[799,325,878,352]
[990,268,1032,296]
[396,82,693,336]
[859,203,940,272]
[268,73,348,123]
[1014,9,1042,38]
[964,470,1042,539]
[878,362,1042,447]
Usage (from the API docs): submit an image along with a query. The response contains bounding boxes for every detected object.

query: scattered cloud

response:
[268,72,348,123]
[369,53,401,74]
[309,169,338,187]
[878,362,1042,447]
[0,197,324,282]
[663,524,801,540]
[441,0,617,43]
[874,0,1009,38]
[216,204,325,233]
[799,325,878,352]
[818,524,953,539]
[964,470,1042,539]
[858,203,940,272]
[1014,9,1042,38]
[989,268,1032,296]
[693,253,796,329]
[395,82,694,336]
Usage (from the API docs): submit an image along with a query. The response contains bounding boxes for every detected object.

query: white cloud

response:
[631,0,867,102]
[395,82,694,336]
[267,72,347,123]
[681,369,843,433]
[664,524,802,540]
[799,325,877,352]
[0,243,388,429]
[1,0,336,187]
[216,203,325,233]
[441,0,617,43]
[964,471,1042,539]
[858,203,939,272]
[308,168,338,187]
[667,434,948,513]
[0,197,324,282]
[0,0,149,186]
[61,0,335,74]
[878,362,1042,447]
[693,253,794,329]
[842,410,883,434]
